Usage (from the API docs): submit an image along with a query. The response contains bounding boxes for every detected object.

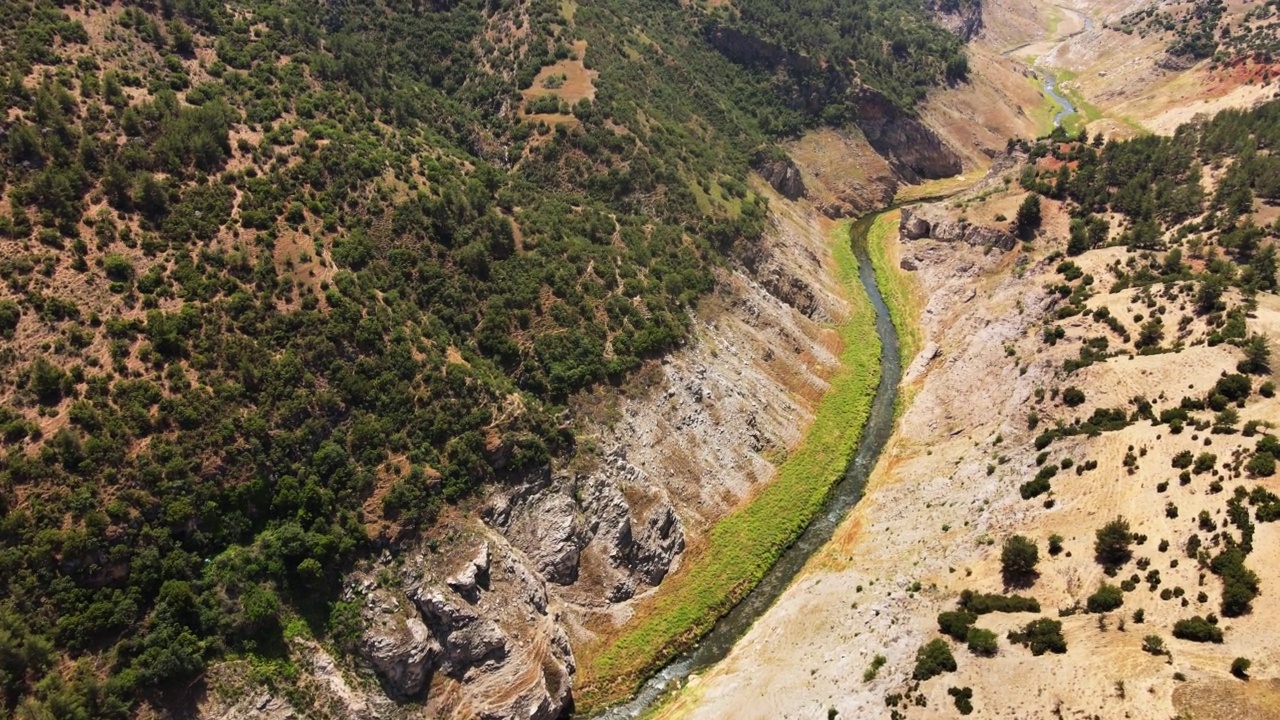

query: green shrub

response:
[1086,584,1124,613]
[1231,657,1251,679]
[863,654,887,682]
[1062,386,1086,407]
[1094,517,1133,569]
[958,590,1040,614]
[1142,635,1165,655]
[1247,452,1275,478]
[1172,616,1223,643]
[966,627,998,657]
[912,638,957,680]
[948,686,974,715]
[938,610,977,641]
[1008,618,1067,655]
[0,299,20,338]
[1000,535,1039,587]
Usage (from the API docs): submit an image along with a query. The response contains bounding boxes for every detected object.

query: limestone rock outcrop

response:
[754,153,807,200]
[900,206,1017,251]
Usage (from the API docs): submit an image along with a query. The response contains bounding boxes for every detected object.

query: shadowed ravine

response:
[588,213,903,719]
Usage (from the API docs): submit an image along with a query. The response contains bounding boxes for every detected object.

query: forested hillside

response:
[0,0,970,715]
[1111,0,1280,64]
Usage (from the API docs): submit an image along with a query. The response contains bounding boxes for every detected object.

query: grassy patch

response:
[1054,69,1102,135]
[1026,74,1061,137]
[863,210,923,410]
[574,221,882,712]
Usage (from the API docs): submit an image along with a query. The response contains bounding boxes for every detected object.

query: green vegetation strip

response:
[863,211,922,386]
[577,222,882,711]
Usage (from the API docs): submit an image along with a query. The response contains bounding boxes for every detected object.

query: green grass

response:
[1026,75,1062,137]
[862,210,922,412]
[575,221,882,712]
[1053,69,1102,135]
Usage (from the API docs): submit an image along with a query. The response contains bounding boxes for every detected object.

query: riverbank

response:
[574,219,885,714]
[862,211,924,412]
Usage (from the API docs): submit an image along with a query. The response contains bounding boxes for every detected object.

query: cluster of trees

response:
[705,0,969,128]
[1018,103,1279,300]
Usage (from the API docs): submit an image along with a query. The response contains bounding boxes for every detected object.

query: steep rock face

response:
[854,88,964,181]
[754,153,807,200]
[346,535,572,720]
[704,22,963,185]
[360,590,439,697]
[900,206,1017,250]
[934,2,984,41]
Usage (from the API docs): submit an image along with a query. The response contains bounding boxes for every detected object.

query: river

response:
[589,213,903,719]
[1043,72,1076,128]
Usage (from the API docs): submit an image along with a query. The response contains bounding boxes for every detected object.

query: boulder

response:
[930,219,968,243]
[900,208,931,240]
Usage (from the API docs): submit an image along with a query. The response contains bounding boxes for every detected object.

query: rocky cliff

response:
[704,22,964,184]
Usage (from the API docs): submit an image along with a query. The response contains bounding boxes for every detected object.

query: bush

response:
[1212,374,1251,402]
[1142,635,1166,655]
[912,638,957,680]
[863,654,887,682]
[1193,452,1217,474]
[1172,616,1224,643]
[1086,584,1124,613]
[1247,451,1275,478]
[1048,534,1064,556]
[938,610,977,640]
[1000,535,1039,587]
[28,357,70,405]
[1020,477,1051,499]
[1095,517,1133,569]
[1062,386,1086,407]
[1171,450,1194,469]
[0,299,19,338]
[1008,618,1067,655]
[1232,657,1251,679]
[948,686,974,715]
[959,590,1041,614]
[103,253,136,282]
[966,627,998,657]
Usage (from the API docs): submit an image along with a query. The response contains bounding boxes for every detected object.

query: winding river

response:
[1043,73,1077,128]
[590,214,903,719]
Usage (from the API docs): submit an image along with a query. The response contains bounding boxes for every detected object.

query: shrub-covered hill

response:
[0,0,968,714]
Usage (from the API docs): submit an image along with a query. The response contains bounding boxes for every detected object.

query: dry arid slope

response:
[656,121,1280,720]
